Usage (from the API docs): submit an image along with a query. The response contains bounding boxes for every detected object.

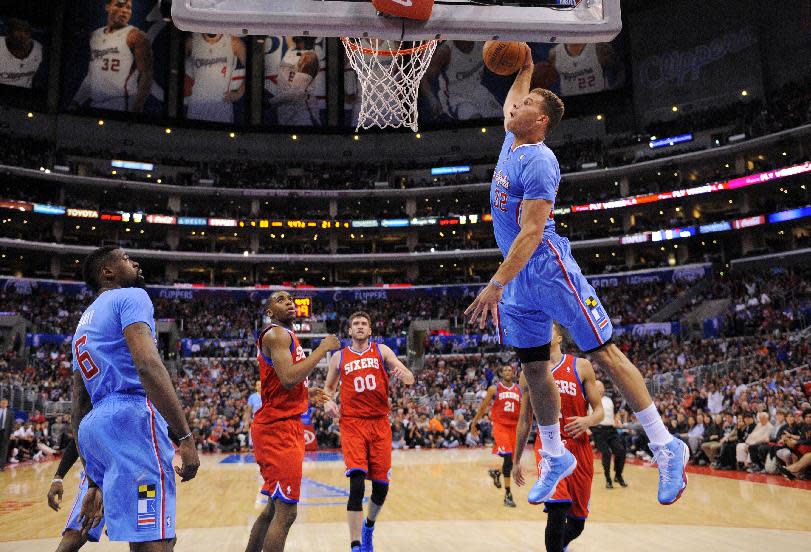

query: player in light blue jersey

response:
[70,246,199,550]
[465,44,689,507]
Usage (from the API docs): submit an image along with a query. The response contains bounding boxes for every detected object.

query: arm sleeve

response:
[521,153,559,201]
[117,288,155,332]
[54,438,79,479]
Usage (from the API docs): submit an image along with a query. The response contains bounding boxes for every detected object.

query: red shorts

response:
[533,435,593,519]
[492,422,518,456]
[252,417,304,503]
[341,416,392,483]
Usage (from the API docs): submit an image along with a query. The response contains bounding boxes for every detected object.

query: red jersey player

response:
[246,291,339,552]
[323,311,415,552]
[513,323,604,552]
[470,365,522,507]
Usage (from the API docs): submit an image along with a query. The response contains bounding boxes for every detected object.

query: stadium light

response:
[27,112,33,119]
[596,114,603,121]
[98,120,104,126]
[165,128,172,134]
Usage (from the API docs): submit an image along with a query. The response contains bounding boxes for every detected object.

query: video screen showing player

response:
[418,37,625,125]
[0,17,46,92]
[183,32,247,124]
[263,36,326,126]
[61,0,169,114]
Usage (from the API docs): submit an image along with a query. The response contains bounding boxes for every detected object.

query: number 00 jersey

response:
[255,324,308,424]
[338,343,390,419]
[491,381,521,426]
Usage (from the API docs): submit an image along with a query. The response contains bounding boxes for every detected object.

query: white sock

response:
[539,423,564,456]
[634,403,672,447]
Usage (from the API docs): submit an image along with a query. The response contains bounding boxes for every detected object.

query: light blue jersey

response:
[73,286,175,542]
[490,131,560,258]
[490,131,612,353]
[72,287,155,404]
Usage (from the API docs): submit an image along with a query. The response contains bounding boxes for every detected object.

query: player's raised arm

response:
[124,321,199,482]
[323,349,342,418]
[503,43,533,130]
[379,343,415,385]
[563,360,605,439]
[512,373,533,486]
[266,328,339,389]
[127,28,153,112]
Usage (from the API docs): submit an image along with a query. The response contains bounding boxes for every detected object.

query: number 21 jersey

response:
[339,343,390,418]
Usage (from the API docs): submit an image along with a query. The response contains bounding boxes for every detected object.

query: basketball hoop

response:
[341,37,438,132]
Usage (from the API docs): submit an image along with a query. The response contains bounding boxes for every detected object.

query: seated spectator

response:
[738,412,774,472]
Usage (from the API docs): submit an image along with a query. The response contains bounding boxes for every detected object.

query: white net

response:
[341,38,438,132]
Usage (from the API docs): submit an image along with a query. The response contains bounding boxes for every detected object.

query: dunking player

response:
[469,365,521,507]
[72,246,199,549]
[47,438,104,551]
[245,291,338,552]
[513,323,603,552]
[71,1,153,112]
[322,311,415,552]
[465,43,689,506]
[264,36,321,126]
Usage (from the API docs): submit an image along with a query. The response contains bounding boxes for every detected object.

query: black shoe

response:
[614,475,628,487]
[504,494,516,507]
[488,468,502,489]
[778,465,797,481]
[605,479,614,489]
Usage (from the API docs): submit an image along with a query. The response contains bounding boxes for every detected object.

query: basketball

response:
[483,41,526,76]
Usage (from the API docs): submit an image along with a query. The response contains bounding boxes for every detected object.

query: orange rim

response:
[340,37,436,57]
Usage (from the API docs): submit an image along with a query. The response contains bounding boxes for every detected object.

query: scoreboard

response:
[294,297,312,318]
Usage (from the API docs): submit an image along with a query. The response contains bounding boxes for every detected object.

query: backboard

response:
[170,0,622,43]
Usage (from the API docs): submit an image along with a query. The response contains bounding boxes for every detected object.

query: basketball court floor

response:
[2,448,810,551]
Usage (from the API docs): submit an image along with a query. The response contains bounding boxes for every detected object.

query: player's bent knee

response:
[370,481,389,506]
[347,471,366,511]
[515,343,551,364]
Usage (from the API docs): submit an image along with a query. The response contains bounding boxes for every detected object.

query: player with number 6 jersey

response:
[70,247,198,548]
[323,311,415,552]
[470,365,522,507]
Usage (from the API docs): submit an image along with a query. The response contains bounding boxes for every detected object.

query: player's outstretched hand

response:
[47,479,64,511]
[324,399,341,419]
[309,387,329,406]
[513,462,526,487]
[564,416,591,439]
[464,282,503,329]
[78,487,103,537]
[175,439,200,483]
[320,334,341,351]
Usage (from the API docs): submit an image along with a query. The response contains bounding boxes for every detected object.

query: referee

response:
[592,380,627,489]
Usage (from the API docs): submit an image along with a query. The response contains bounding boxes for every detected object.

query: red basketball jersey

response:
[339,342,390,418]
[491,381,521,426]
[255,324,308,424]
[544,354,590,443]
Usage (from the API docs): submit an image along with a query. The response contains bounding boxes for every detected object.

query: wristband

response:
[51,478,63,484]
[489,279,505,290]
[177,431,193,442]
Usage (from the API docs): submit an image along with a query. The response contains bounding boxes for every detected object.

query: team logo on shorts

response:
[137,484,157,529]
